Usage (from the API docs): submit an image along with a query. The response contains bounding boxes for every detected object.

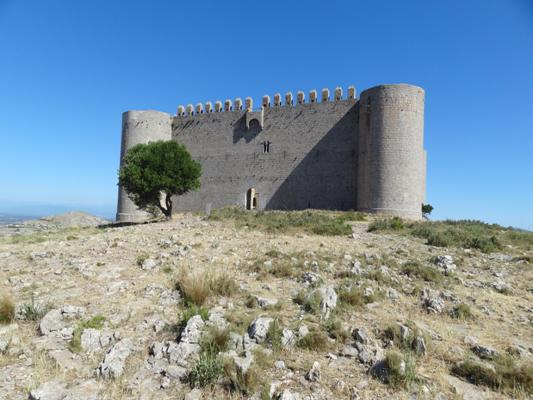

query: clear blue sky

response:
[0,0,532,229]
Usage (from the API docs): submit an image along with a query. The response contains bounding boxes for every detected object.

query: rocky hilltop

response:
[0,210,531,400]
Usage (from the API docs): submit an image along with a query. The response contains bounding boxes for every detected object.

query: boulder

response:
[248,317,273,343]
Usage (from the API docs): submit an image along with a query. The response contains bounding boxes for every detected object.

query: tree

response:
[422,203,434,219]
[118,141,201,220]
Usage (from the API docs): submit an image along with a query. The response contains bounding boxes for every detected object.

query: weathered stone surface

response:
[96,338,134,379]
[29,380,68,400]
[248,317,273,343]
[306,361,321,382]
[39,310,65,336]
[445,374,493,400]
[317,285,337,317]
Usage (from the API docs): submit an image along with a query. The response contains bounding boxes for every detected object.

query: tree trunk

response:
[164,193,173,220]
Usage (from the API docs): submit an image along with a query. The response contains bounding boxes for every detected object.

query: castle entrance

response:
[246,188,259,210]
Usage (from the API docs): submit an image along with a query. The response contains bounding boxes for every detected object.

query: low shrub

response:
[210,273,239,297]
[297,329,329,351]
[383,351,418,388]
[0,294,15,324]
[136,253,149,266]
[69,315,106,352]
[223,358,262,395]
[208,207,356,236]
[452,356,533,394]
[368,217,405,232]
[265,317,283,350]
[294,290,322,315]
[188,348,223,388]
[21,293,49,321]
[450,303,473,320]
[401,261,443,284]
[176,270,211,306]
[324,317,350,343]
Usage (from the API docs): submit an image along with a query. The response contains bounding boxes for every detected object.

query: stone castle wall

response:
[116,84,426,222]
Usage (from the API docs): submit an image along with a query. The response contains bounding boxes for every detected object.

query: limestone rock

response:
[317,285,337,318]
[305,361,321,382]
[141,258,157,270]
[29,380,68,400]
[248,317,273,343]
[39,310,65,336]
[96,338,134,379]
[281,328,296,347]
[472,344,499,360]
[435,255,456,275]
[301,271,321,287]
[180,315,205,344]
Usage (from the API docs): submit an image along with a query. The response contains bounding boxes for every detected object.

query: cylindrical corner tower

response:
[116,110,172,222]
[356,84,426,219]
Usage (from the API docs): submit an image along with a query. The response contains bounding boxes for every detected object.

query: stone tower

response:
[356,84,426,219]
[116,110,172,222]
[116,83,426,222]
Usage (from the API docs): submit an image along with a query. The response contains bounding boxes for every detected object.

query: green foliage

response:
[401,261,443,283]
[265,317,283,350]
[118,140,201,219]
[368,218,532,253]
[136,253,149,266]
[208,207,358,236]
[69,315,106,352]
[451,303,473,320]
[421,203,433,217]
[0,294,15,324]
[367,217,404,232]
[338,285,377,309]
[200,326,230,354]
[297,328,329,351]
[21,293,48,321]
[383,351,418,388]
[324,317,350,343]
[223,358,262,395]
[294,290,322,315]
[181,304,210,326]
[188,347,223,388]
[382,322,431,356]
[452,356,533,394]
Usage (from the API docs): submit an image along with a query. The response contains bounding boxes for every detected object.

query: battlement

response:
[175,85,357,117]
[117,82,426,223]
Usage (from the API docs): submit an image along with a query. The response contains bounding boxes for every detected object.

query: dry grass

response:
[0,293,15,324]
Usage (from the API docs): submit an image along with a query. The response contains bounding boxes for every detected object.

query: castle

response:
[116,83,426,222]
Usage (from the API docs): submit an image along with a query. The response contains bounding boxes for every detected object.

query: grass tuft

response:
[452,356,533,394]
[297,328,329,351]
[0,294,15,324]
[68,315,106,353]
[401,261,443,284]
[450,303,473,320]
[208,207,361,236]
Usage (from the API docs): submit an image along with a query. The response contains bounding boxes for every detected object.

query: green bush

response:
[450,303,473,320]
[297,329,329,351]
[452,356,533,394]
[383,351,418,388]
[265,318,283,350]
[401,261,443,283]
[188,347,223,387]
[69,315,106,352]
[368,217,404,232]
[208,208,356,236]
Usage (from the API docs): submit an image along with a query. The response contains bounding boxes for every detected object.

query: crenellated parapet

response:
[175,85,357,117]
